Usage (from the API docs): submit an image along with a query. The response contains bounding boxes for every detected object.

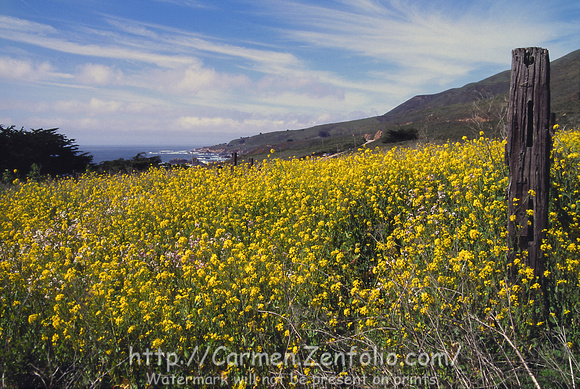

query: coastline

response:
[81,145,230,164]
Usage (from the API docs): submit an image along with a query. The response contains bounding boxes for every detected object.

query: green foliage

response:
[92,152,162,174]
[26,163,43,183]
[381,127,419,143]
[0,125,93,181]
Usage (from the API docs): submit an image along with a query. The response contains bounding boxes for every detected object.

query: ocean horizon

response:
[80,145,228,164]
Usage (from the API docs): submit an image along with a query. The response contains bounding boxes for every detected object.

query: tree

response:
[467,92,509,139]
[0,125,93,180]
[94,152,162,174]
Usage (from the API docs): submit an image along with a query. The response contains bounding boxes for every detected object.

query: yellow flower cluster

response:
[1,129,579,386]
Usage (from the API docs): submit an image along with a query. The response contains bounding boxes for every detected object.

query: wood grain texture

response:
[505,47,551,278]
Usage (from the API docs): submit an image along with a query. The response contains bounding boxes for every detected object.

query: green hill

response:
[203,48,579,160]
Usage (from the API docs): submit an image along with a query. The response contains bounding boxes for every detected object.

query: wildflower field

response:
[1,129,580,388]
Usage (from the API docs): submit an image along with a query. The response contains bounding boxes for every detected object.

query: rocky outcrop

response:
[362,130,383,142]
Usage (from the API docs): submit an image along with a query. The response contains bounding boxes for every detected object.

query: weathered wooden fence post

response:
[505,47,551,278]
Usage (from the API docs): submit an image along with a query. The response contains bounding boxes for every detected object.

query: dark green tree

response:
[95,152,162,174]
[0,125,93,180]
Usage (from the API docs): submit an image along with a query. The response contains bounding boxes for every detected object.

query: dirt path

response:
[325,138,377,158]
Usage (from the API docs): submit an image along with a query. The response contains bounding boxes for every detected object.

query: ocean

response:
[80,145,228,165]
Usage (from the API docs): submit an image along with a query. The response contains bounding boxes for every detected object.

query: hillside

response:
[202,48,579,159]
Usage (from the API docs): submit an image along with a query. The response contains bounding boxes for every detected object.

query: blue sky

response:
[0,0,578,146]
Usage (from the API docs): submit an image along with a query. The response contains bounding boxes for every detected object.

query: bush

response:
[94,152,162,174]
[381,127,419,143]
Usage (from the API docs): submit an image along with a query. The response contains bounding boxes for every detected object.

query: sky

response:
[0,0,579,146]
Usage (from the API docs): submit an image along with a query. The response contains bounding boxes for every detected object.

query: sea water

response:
[80,145,228,164]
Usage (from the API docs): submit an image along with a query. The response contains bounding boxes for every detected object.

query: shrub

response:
[381,127,419,143]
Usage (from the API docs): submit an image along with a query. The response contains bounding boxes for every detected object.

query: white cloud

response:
[146,63,252,95]
[151,0,209,8]
[76,63,123,85]
[0,14,302,74]
[0,15,196,69]
[88,98,123,113]
[264,0,572,89]
[0,56,55,81]
[0,15,57,35]
[152,28,301,73]
[52,98,146,116]
[0,13,378,107]
[256,74,345,100]
[177,116,284,132]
